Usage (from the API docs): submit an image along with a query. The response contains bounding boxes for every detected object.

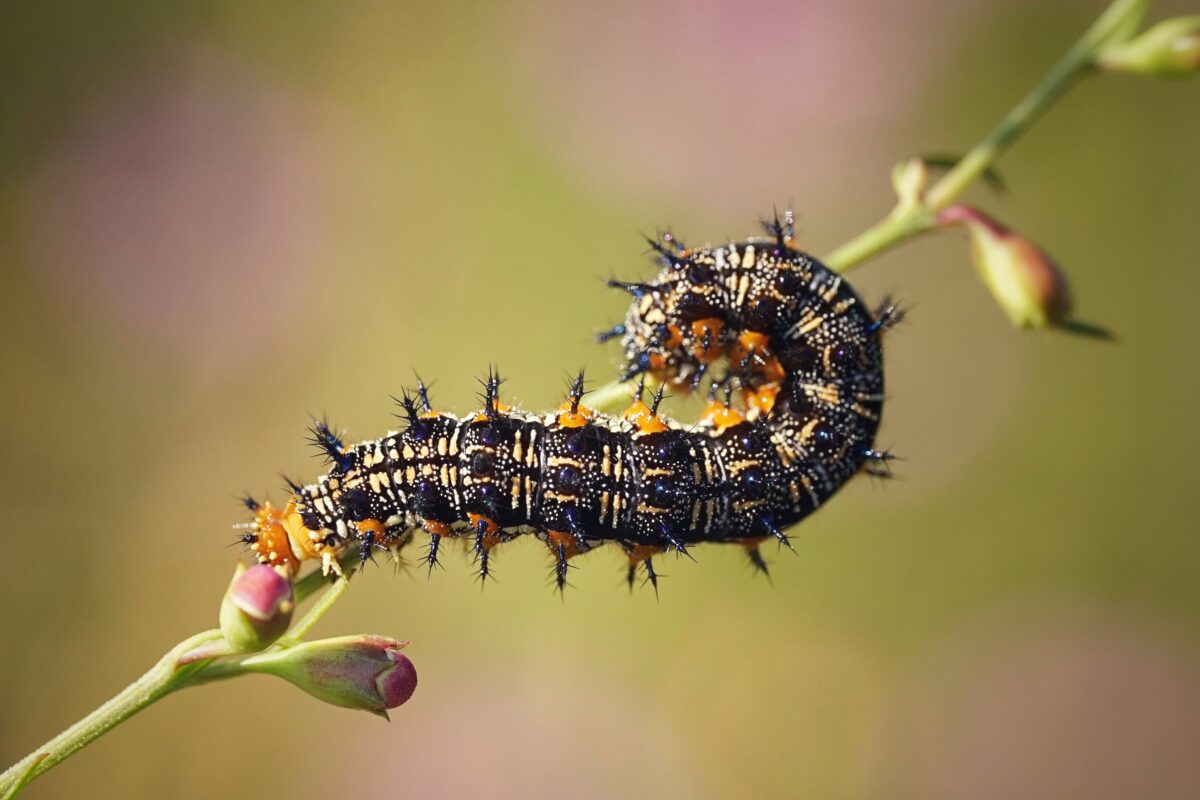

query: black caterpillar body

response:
[242,216,899,590]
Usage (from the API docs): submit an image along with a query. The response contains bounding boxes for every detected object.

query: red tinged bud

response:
[1096,16,1200,77]
[241,635,417,719]
[219,564,294,652]
[938,205,1092,333]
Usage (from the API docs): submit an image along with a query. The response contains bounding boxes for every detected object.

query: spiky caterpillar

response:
[240,214,899,591]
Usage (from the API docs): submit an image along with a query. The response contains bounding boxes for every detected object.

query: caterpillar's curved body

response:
[242,218,897,588]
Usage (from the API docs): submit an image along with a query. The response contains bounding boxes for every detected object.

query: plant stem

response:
[587,374,646,416]
[281,572,352,643]
[0,630,223,796]
[828,0,1144,269]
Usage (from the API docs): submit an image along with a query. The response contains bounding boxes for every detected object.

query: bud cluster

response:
[216,565,417,717]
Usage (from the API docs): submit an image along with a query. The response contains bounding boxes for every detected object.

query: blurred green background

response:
[2,1,1198,797]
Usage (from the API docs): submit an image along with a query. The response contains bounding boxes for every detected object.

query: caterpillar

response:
[238,213,901,591]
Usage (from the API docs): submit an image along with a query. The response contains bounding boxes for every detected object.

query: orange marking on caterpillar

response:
[547,530,585,559]
[622,398,669,434]
[468,513,499,536]
[732,332,785,383]
[743,382,781,415]
[354,518,388,538]
[472,402,512,423]
[556,402,596,429]
[690,318,725,362]
[700,400,746,431]
[423,519,453,537]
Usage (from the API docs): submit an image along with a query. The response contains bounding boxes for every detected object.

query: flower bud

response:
[937,205,1071,330]
[219,563,295,652]
[891,156,929,211]
[242,635,417,718]
[1095,16,1200,77]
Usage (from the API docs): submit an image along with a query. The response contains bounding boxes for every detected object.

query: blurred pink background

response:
[2,1,1198,798]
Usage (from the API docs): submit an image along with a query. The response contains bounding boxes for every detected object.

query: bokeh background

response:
[2,1,1199,798]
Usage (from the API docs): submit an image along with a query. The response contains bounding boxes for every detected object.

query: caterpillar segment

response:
[240,217,896,592]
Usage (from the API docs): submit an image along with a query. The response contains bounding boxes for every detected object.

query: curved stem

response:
[280,572,352,644]
[825,0,1144,272]
[923,0,1143,210]
[587,374,648,416]
[0,630,223,796]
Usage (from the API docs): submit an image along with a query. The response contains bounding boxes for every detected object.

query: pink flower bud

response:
[242,635,417,718]
[1096,16,1200,77]
[219,564,294,652]
[937,205,1072,330]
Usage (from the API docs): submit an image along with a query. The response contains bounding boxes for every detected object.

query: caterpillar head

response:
[247,497,338,575]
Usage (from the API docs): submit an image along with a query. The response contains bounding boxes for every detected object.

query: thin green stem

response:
[280,572,352,644]
[822,209,933,274]
[923,0,1144,210]
[826,0,1145,272]
[0,755,44,800]
[588,374,651,415]
[0,630,223,796]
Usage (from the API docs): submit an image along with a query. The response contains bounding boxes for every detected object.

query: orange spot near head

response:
[701,400,746,430]
[664,324,684,349]
[252,500,301,572]
[743,382,781,416]
[690,318,725,362]
[423,519,453,537]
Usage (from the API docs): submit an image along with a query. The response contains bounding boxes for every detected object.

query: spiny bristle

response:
[607,278,652,298]
[868,296,907,335]
[747,547,771,580]
[552,543,573,594]
[414,373,434,412]
[642,559,660,598]
[476,366,505,417]
[650,384,666,416]
[393,392,421,426]
[596,323,626,343]
[566,370,588,412]
[760,515,796,554]
[425,534,442,576]
[307,419,352,470]
[760,206,795,245]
